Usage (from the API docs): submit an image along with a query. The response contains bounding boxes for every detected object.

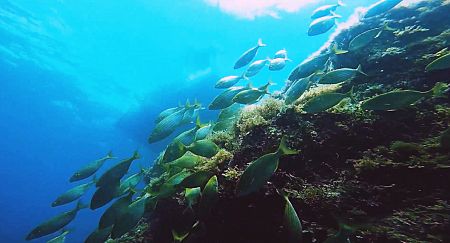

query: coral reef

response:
[122,1,450,242]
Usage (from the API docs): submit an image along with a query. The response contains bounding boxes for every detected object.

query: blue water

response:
[0,0,372,242]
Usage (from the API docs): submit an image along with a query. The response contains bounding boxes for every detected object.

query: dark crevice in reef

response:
[117,1,450,242]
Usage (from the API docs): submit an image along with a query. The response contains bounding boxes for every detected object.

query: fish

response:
[233,81,273,105]
[311,0,345,19]
[361,82,448,111]
[148,103,189,143]
[234,38,266,69]
[46,229,70,243]
[274,49,288,59]
[85,226,112,243]
[96,151,140,188]
[364,0,403,18]
[90,181,120,210]
[323,224,355,243]
[70,151,115,182]
[213,118,235,132]
[268,57,291,71]
[308,13,341,36]
[111,194,152,239]
[162,140,188,164]
[194,122,214,141]
[115,170,144,197]
[288,43,347,81]
[218,103,241,121]
[349,23,396,51]
[155,105,183,124]
[283,195,302,243]
[284,72,315,105]
[173,116,203,146]
[180,170,214,188]
[302,87,354,113]
[181,101,201,126]
[156,170,193,199]
[184,187,201,210]
[318,65,367,84]
[172,230,190,243]
[163,151,202,171]
[215,75,245,89]
[26,201,87,240]
[52,178,96,207]
[425,53,450,71]
[209,86,247,110]
[244,59,269,78]
[184,139,219,158]
[236,136,298,196]
[199,175,218,216]
[98,191,134,229]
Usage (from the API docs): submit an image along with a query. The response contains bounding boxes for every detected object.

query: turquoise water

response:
[1,0,376,242]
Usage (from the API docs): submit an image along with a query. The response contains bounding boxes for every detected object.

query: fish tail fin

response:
[331,43,348,55]
[241,72,250,80]
[257,38,267,47]
[133,150,141,160]
[383,22,396,32]
[330,11,342,18]
[277,136,298,156]
[106,151,115,159]
[76,200,88,211]
[356,64,368,76]
[337,0,346,7]
[92,174,98,184]
[430,82,448,98]
[172,229,190,243]
[260,80,274,94]
[195,116,202,129]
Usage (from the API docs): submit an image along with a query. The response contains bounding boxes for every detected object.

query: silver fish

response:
[426,53,450,72]
[155,105,183,124]
[311,0,345,19]
[349,23,395,51]
[274,49,288,59]
[70,151,114,182]
[209,86,247,110]
[318,65,367,84]
[149,104,188,143]
[308,13,341,36]
[52,179,96,207]
[26,201,87,240]
[285,73,315,104]
[96,151,140,188]
[288,43,347,81]
[269,57,291,71]
[364,0,403,18]
[215,75,245,89]
[233,82,272,105]
[244,59,269,78]
[234,39,266,69]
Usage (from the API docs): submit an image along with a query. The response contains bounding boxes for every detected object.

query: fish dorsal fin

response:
[356,64,368,76]
[330,11,342,18]
[195,116,202,129]
[257,38,266,47]
[337,0,345,7]
[246,82,253,89]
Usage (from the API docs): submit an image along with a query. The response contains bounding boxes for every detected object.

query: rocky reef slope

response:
[117,1,450,242]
